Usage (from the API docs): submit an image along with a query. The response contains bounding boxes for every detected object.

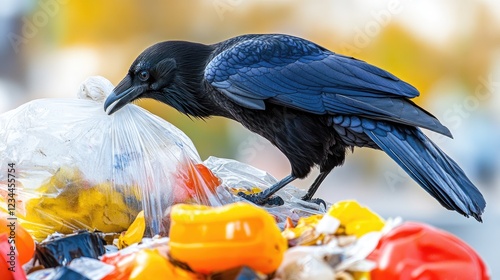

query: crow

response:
[104,34,486,221]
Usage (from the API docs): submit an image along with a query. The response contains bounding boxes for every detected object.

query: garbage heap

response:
[0,77,490,280]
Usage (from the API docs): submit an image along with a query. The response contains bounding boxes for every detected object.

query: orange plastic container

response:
[169,202,287,274]
[0,216,35,265]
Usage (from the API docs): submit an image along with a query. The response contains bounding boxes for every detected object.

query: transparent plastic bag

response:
[0,76,222,240]
[204,156,326,228]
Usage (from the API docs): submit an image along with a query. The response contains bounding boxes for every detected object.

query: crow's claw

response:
[303,197,327,209]
[266,195,285,206]
[238,192,284,206]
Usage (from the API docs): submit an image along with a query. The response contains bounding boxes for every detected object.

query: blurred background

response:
[1,0,499,273]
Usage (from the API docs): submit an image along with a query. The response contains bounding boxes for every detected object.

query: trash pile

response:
[0,77,490,280]
[0,200,490,280]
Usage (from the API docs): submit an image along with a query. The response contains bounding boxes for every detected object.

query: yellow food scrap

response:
[352,271,371,280]
[327,200,384,237]
[282,214,323,240]
[118,211,145,249]
[19,166,141,241]
[230,187,262,195]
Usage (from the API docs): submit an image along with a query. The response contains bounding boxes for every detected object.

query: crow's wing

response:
[205,34,451,137]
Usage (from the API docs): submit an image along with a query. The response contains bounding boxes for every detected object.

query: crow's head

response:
[104,41,213,116]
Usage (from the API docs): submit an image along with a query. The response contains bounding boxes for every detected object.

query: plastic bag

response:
[203,157,326,228]
[35,231,106,268]
[0,76,222,240]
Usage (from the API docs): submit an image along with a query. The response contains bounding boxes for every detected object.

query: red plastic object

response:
[0,233,27,280]
[101,251,136,280]
[174,163,221,203]
[367,222,490,280]
[185,163,221,194]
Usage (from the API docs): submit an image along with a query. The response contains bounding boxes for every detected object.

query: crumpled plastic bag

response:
[0,76,222,240]
[35,231,106,268]
[203,156,326,228]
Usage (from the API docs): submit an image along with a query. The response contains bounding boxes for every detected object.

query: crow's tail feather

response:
[365,125,486,221]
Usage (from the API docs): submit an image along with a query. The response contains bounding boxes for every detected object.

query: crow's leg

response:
[301,170,331,201]
[238,174,297,205]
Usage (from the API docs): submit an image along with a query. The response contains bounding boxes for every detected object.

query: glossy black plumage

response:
[104,34,486,221]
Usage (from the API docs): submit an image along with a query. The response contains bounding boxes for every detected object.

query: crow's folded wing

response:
[205,34,451,137]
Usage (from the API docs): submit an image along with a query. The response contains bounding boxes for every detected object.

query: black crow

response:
[104,34,486,221]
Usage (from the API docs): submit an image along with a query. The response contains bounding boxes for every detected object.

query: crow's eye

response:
[138,70,150,82]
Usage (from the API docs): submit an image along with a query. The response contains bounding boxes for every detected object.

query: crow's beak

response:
[104,76,144,115]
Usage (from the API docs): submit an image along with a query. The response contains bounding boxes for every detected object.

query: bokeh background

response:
[1,0,499,273]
